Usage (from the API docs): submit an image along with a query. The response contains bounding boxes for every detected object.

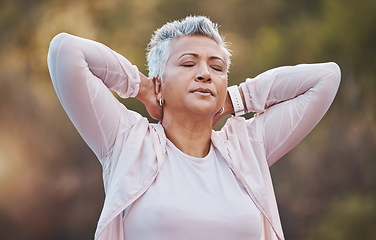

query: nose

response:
[195,64,211,82]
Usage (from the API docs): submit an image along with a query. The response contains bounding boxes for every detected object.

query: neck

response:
[161,113,213,158]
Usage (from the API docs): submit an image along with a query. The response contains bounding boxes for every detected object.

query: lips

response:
[191,87,214,96]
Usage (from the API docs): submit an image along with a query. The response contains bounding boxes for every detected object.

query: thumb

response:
[212,107,225,127]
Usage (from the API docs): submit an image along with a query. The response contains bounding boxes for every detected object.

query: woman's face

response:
[160,35,228,119]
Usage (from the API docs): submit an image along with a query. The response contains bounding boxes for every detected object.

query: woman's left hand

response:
[212,91,233,127]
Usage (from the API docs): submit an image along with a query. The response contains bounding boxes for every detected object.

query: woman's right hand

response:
[135,73,163,121]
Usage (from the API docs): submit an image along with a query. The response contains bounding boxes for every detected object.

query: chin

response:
[190,105,218,116]
[184,97,221,116]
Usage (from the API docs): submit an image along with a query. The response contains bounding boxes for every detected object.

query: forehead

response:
[169,35,225,60]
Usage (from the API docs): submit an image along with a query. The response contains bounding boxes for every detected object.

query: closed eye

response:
[211,65,223,72]
[181,62,195,67]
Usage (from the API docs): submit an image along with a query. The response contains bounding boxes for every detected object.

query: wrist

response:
[224,91,234,115]
[228,85,247,116]
[135,73,151,102]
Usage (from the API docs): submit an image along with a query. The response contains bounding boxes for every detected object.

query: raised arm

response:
[47,33,142,161]
[240,62,341,166]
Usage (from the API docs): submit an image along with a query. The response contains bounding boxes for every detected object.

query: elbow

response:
[47,33,78,74]
[47,33,76,86]
[49,32,70,51]
[326,62,341,86]
[48,33,66,62]
[47,33,73,62]
[318,62,341,101]
[50,32,71,45]
[49,33,70,50]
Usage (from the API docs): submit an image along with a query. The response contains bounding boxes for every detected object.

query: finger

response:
[212,112,222,127]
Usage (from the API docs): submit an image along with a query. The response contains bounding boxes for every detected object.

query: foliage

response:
[0,0,375,239]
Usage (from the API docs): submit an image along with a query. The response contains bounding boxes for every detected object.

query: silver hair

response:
[146,16,231,79]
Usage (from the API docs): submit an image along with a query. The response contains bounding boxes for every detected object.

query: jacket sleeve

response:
[240,62,341,166]
[47,33,142,162]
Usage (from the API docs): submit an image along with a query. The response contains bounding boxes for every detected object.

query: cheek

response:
[161,78,181,101]
[219,88,227,103]
[218,78,228,99]
[162,78,178,93]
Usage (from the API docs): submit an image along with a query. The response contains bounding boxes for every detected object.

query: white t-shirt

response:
[123,139,262,240]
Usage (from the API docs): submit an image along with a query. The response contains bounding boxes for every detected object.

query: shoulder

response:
[215,116,265,143]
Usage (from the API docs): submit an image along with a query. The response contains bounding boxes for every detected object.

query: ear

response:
[153,76,163,100]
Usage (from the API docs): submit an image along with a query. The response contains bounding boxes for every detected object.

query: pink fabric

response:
[47,33,341,240]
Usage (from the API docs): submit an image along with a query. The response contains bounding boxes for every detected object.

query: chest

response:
[123,143,262,240]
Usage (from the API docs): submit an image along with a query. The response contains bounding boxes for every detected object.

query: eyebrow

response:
[178,53,225,64]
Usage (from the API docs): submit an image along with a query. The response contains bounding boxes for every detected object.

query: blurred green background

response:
[1,0,375,239]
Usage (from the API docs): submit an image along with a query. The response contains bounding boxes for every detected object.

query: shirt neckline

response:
[166,138,214,163]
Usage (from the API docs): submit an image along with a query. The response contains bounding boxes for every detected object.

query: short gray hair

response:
[147,16,231,79]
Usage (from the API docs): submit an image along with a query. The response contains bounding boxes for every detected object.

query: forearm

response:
[48,33,140,99]
[239,62,341,113]
[258,62,341,165]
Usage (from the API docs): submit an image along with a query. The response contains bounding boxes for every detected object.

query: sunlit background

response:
[1,0,375,239]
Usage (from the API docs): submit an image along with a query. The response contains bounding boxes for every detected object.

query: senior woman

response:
[48,16,340,240]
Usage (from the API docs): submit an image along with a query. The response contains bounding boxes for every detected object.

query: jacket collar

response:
[211,130,282,240]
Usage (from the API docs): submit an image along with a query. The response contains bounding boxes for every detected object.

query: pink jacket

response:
[47,33,341,240]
